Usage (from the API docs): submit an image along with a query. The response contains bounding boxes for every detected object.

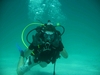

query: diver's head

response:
[47,20,53,25]
[43,25,56,43]
[44,20,53,26]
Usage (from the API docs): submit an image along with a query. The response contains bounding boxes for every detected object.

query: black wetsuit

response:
[28,30,64,64]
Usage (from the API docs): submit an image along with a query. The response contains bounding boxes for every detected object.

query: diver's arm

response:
[24,49,34,57]
[60,48,68,58]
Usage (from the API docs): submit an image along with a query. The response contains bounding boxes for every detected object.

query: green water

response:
[0,0,100,75]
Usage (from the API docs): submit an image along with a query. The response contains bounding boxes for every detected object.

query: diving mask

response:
[44,31,55,42]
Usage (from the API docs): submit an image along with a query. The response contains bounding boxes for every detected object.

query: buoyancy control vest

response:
[32,26,62,64]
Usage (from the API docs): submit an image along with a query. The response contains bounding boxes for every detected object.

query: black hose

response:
[55,25,65,36]
[60,25,65,36]
[26,28,36,44]
[36,19,44,24]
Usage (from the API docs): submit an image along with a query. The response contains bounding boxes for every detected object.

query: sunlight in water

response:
[28,0,66,24]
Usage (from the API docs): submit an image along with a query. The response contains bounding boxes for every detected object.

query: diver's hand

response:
[60,48,68,58]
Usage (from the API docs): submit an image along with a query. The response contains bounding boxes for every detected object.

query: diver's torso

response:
[32,43,60,64]
[32,30,61,63]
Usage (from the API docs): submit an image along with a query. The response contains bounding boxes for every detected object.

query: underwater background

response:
[0,0,100,75]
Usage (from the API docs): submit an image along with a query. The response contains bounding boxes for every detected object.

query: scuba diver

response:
[17,20,68,75]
